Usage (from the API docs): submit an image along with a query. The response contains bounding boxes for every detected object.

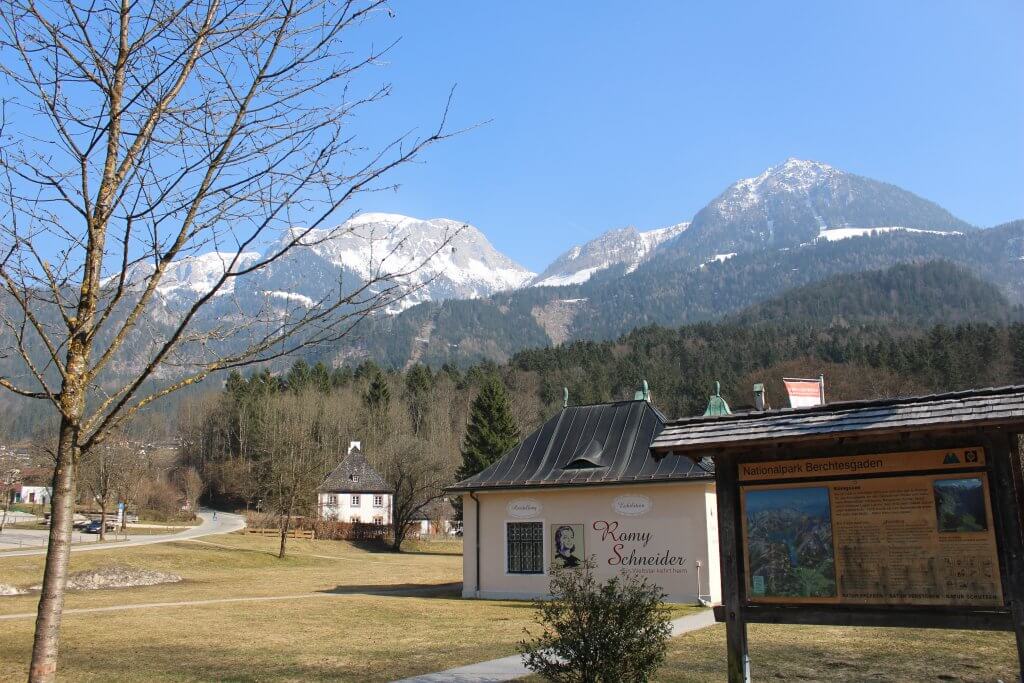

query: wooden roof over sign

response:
[651,385,1024,455]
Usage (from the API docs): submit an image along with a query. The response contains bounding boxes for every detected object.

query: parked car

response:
[84,519,117,534]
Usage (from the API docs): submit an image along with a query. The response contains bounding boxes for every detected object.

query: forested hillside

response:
[731,261,1017,327]
[4,259,1022,443]
[181,312,1024,508]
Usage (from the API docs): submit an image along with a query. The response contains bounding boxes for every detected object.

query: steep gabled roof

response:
[448,399,713,492]
[318,449,392,494]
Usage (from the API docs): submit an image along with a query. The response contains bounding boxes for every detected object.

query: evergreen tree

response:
[457,376,519,482]
[1010,323,1024,381]
[363,372,392,445]
[310,362,331,393]
[404,364,434,434]
[363,372,391,412]
[285,359,312,392]
[331,366,354,389]
[225,370,246,398]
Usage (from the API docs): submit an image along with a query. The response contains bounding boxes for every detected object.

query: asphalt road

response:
[0,510,245,558]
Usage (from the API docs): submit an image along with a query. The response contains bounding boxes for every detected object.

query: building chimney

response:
[753,384,766,411]
[348,440,361,454]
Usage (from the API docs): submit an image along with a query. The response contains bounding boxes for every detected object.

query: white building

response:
[408,498,458,537]
[7,468,53,506]
[448,392,721,604]
[318,441,393,526]
[15,485,51,505]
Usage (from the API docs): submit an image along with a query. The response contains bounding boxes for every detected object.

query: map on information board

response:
[740,448,1003,608]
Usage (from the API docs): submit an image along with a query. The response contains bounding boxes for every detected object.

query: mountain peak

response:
[676,159,971,256]
[531,221,688,287]
[734,158,837,203]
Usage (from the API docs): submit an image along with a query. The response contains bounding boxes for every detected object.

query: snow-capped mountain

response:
[657,158,972,262]
[130,213,534,314]
[530,222,689,287]
[292,213,533,297]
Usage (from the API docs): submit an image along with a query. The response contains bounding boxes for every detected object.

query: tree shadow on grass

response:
[348,538,463,557]
[394,548,463,557]
[317,582,462,598]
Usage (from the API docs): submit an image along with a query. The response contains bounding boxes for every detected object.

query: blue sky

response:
[345,1,1024,271]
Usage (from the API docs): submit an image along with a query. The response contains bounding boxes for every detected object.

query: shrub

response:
[518,558,672,682]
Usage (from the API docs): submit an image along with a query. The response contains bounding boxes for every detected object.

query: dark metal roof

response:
[318,449,392,493]
[652,385,1024,455]
[448,399,713,492]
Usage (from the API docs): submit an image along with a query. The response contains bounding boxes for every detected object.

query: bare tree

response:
[174,466,204,517]
[79,446,117,541]
[377,434,451,551]
[256,392,325,557]
[0,2,459,678]
[0,467,20,532]
[113,450,149,530]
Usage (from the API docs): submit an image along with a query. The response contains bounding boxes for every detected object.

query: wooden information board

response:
[739,447,1002,607]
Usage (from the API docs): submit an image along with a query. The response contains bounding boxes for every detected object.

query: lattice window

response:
[507,522,544,574]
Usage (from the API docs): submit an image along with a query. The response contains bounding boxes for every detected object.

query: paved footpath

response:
[0,509,244,558]
[391,609,717,683]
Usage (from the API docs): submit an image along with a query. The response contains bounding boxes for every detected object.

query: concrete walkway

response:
[391,609,717,683]
[0,509,244,558]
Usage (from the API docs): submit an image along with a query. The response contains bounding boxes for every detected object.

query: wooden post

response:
[989,434,1024,683]
[715,457,751,683]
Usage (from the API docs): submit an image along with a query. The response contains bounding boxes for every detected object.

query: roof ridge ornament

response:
[703,381,732,417]
[633,380,650,402]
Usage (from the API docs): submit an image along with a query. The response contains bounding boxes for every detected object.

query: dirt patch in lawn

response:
[0,584,26,596]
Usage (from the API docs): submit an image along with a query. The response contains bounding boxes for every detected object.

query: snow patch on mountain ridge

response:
[531,221,689,288]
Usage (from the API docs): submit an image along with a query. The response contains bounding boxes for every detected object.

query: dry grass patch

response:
[654,622,1017,682]
[0,593,537,681]
[0,533,462,616]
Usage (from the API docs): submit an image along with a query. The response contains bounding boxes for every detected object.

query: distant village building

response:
[7,468,53,505]
[408,498,458,537]
[449,385,722,604]
[318,442,393,526]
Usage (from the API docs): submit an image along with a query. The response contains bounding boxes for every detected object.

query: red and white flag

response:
[784,377,824,408]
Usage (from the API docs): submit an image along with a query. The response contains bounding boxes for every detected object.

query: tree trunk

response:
[391,519,405,552]
[29,415,80,682]
[99,504,107,542]
[278,510,291,559]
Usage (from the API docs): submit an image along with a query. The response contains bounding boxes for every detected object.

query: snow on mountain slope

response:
[104,251,261,300]
[531,222,689,287]
[156,251,262,298]
[296,213,533,293]
[115,213,534,315]
[812,226,963,243]
[657,158,972,260]
[283,213,534,309]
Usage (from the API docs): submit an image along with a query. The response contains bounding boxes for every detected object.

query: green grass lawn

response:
[0,534,1018,681]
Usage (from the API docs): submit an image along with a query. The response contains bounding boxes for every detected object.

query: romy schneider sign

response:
[739,447,1003,608]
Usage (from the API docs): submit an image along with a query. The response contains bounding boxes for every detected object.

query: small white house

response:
[318,441,393,526]
[15,485,51,505]
[409,498,458,537]
[8,469,52,506]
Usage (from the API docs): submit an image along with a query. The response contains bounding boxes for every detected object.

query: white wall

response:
[319,492,391,525]
[460,481,719,604]
[16,486,51,505]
